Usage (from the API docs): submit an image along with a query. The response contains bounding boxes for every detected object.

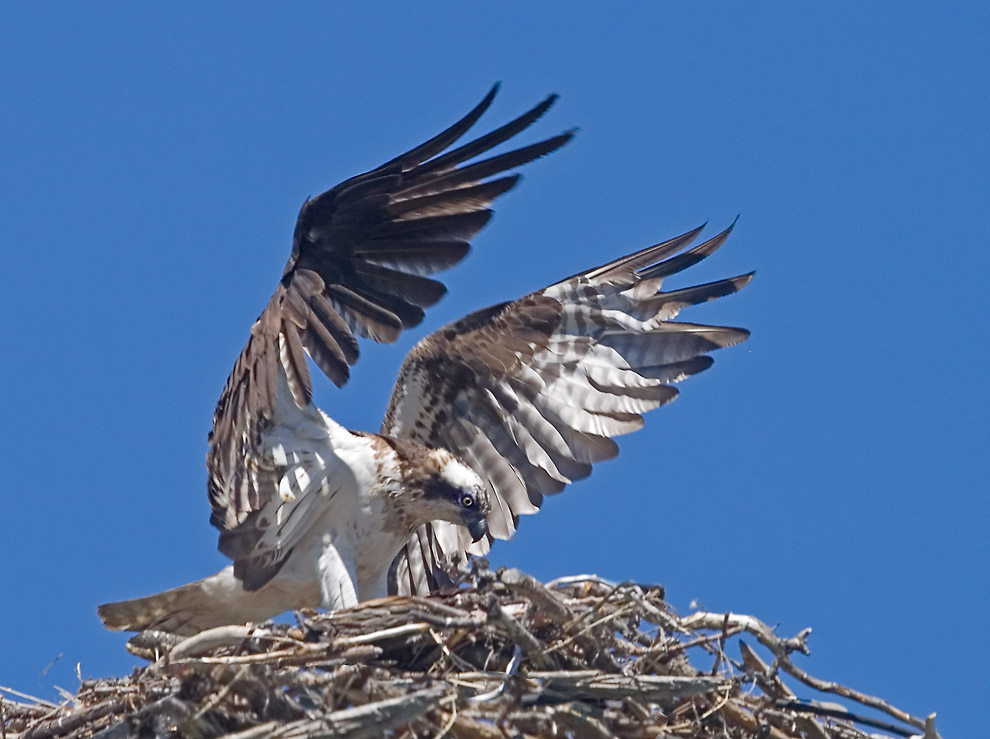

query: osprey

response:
[99,86,752,634]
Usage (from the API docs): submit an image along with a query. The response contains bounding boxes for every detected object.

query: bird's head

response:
[419,449,491,542]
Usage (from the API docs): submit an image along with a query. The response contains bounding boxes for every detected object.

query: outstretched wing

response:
[383,223,752,595]
[207,86,573,578]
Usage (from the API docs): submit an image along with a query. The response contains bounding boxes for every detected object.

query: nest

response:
[3,564,940,739]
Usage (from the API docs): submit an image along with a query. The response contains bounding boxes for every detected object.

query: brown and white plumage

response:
[206,85,572,589]
[98,86,752,635]
[99,86,566,634]
[385,222,752,595]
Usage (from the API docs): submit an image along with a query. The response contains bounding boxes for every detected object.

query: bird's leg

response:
[317,535,359,611]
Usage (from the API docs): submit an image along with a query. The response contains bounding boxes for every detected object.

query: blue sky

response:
[2,4,986,736]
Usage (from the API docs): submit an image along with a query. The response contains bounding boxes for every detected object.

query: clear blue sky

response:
[2,4,986,736]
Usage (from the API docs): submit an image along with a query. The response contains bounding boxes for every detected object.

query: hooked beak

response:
[464,513,488,543]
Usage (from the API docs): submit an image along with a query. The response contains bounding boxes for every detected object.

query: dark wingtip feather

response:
[637,221,737,280]
[730,327,752,345]
[719,214,739,239]
[716,326,751,346]
[734,271,756,290]
[528,92,559,118]
[383,84,502,170]
[332,362,350,387]
[492,172,522,198]
[478,82,500,112]
[578,222,707,282]
[521,130,576,165]
[413,93,570,179]
[505,91,561,132]
[655,271,755,308]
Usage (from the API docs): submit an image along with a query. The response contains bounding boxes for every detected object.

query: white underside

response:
[103,377,427,634]
[246,376,407,608]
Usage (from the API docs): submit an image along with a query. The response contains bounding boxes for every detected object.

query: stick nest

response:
[3,564,941,739]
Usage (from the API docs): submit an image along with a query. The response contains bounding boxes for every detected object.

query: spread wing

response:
[383,223,752,595]
[207,86,573,585]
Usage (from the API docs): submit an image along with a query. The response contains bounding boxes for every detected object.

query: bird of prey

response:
[98,86,752,635]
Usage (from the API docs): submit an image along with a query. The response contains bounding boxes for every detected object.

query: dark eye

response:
[460,495,474,508]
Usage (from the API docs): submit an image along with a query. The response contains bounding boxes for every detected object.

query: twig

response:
[169,624,269,660]
[545,574,620,589]
[738,640,794,699]
[216,722,281,739]
[335,621,433,647]
[565,579,628,630]
[775,699,919,738]
[432,693,457,738]
[187,664,251,726]
[182,645,325,665]
[273,687,446,739]
[20,699,126,739]
[182,622,433,666]
[541,603,636,656]
[0,686,57,709]
[429,629,477,674]
[653,624,747,662]
[680,612,811,659]
[525,672,726,701]
[552,706,613,739]
[779,656,934,734]
[467,645,523,703]
[664,680,734,731]
[51,687,75,706]
[499,569,573,625]
[682,611,932,734]
[483,601,545,664]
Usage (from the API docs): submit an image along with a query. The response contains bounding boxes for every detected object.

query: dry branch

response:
[3,565,941,739]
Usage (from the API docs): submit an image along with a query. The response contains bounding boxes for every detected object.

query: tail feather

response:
[98,566,317,635]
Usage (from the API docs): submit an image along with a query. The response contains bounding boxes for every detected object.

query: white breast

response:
[303,418,409,605]
[251,375,408,609]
